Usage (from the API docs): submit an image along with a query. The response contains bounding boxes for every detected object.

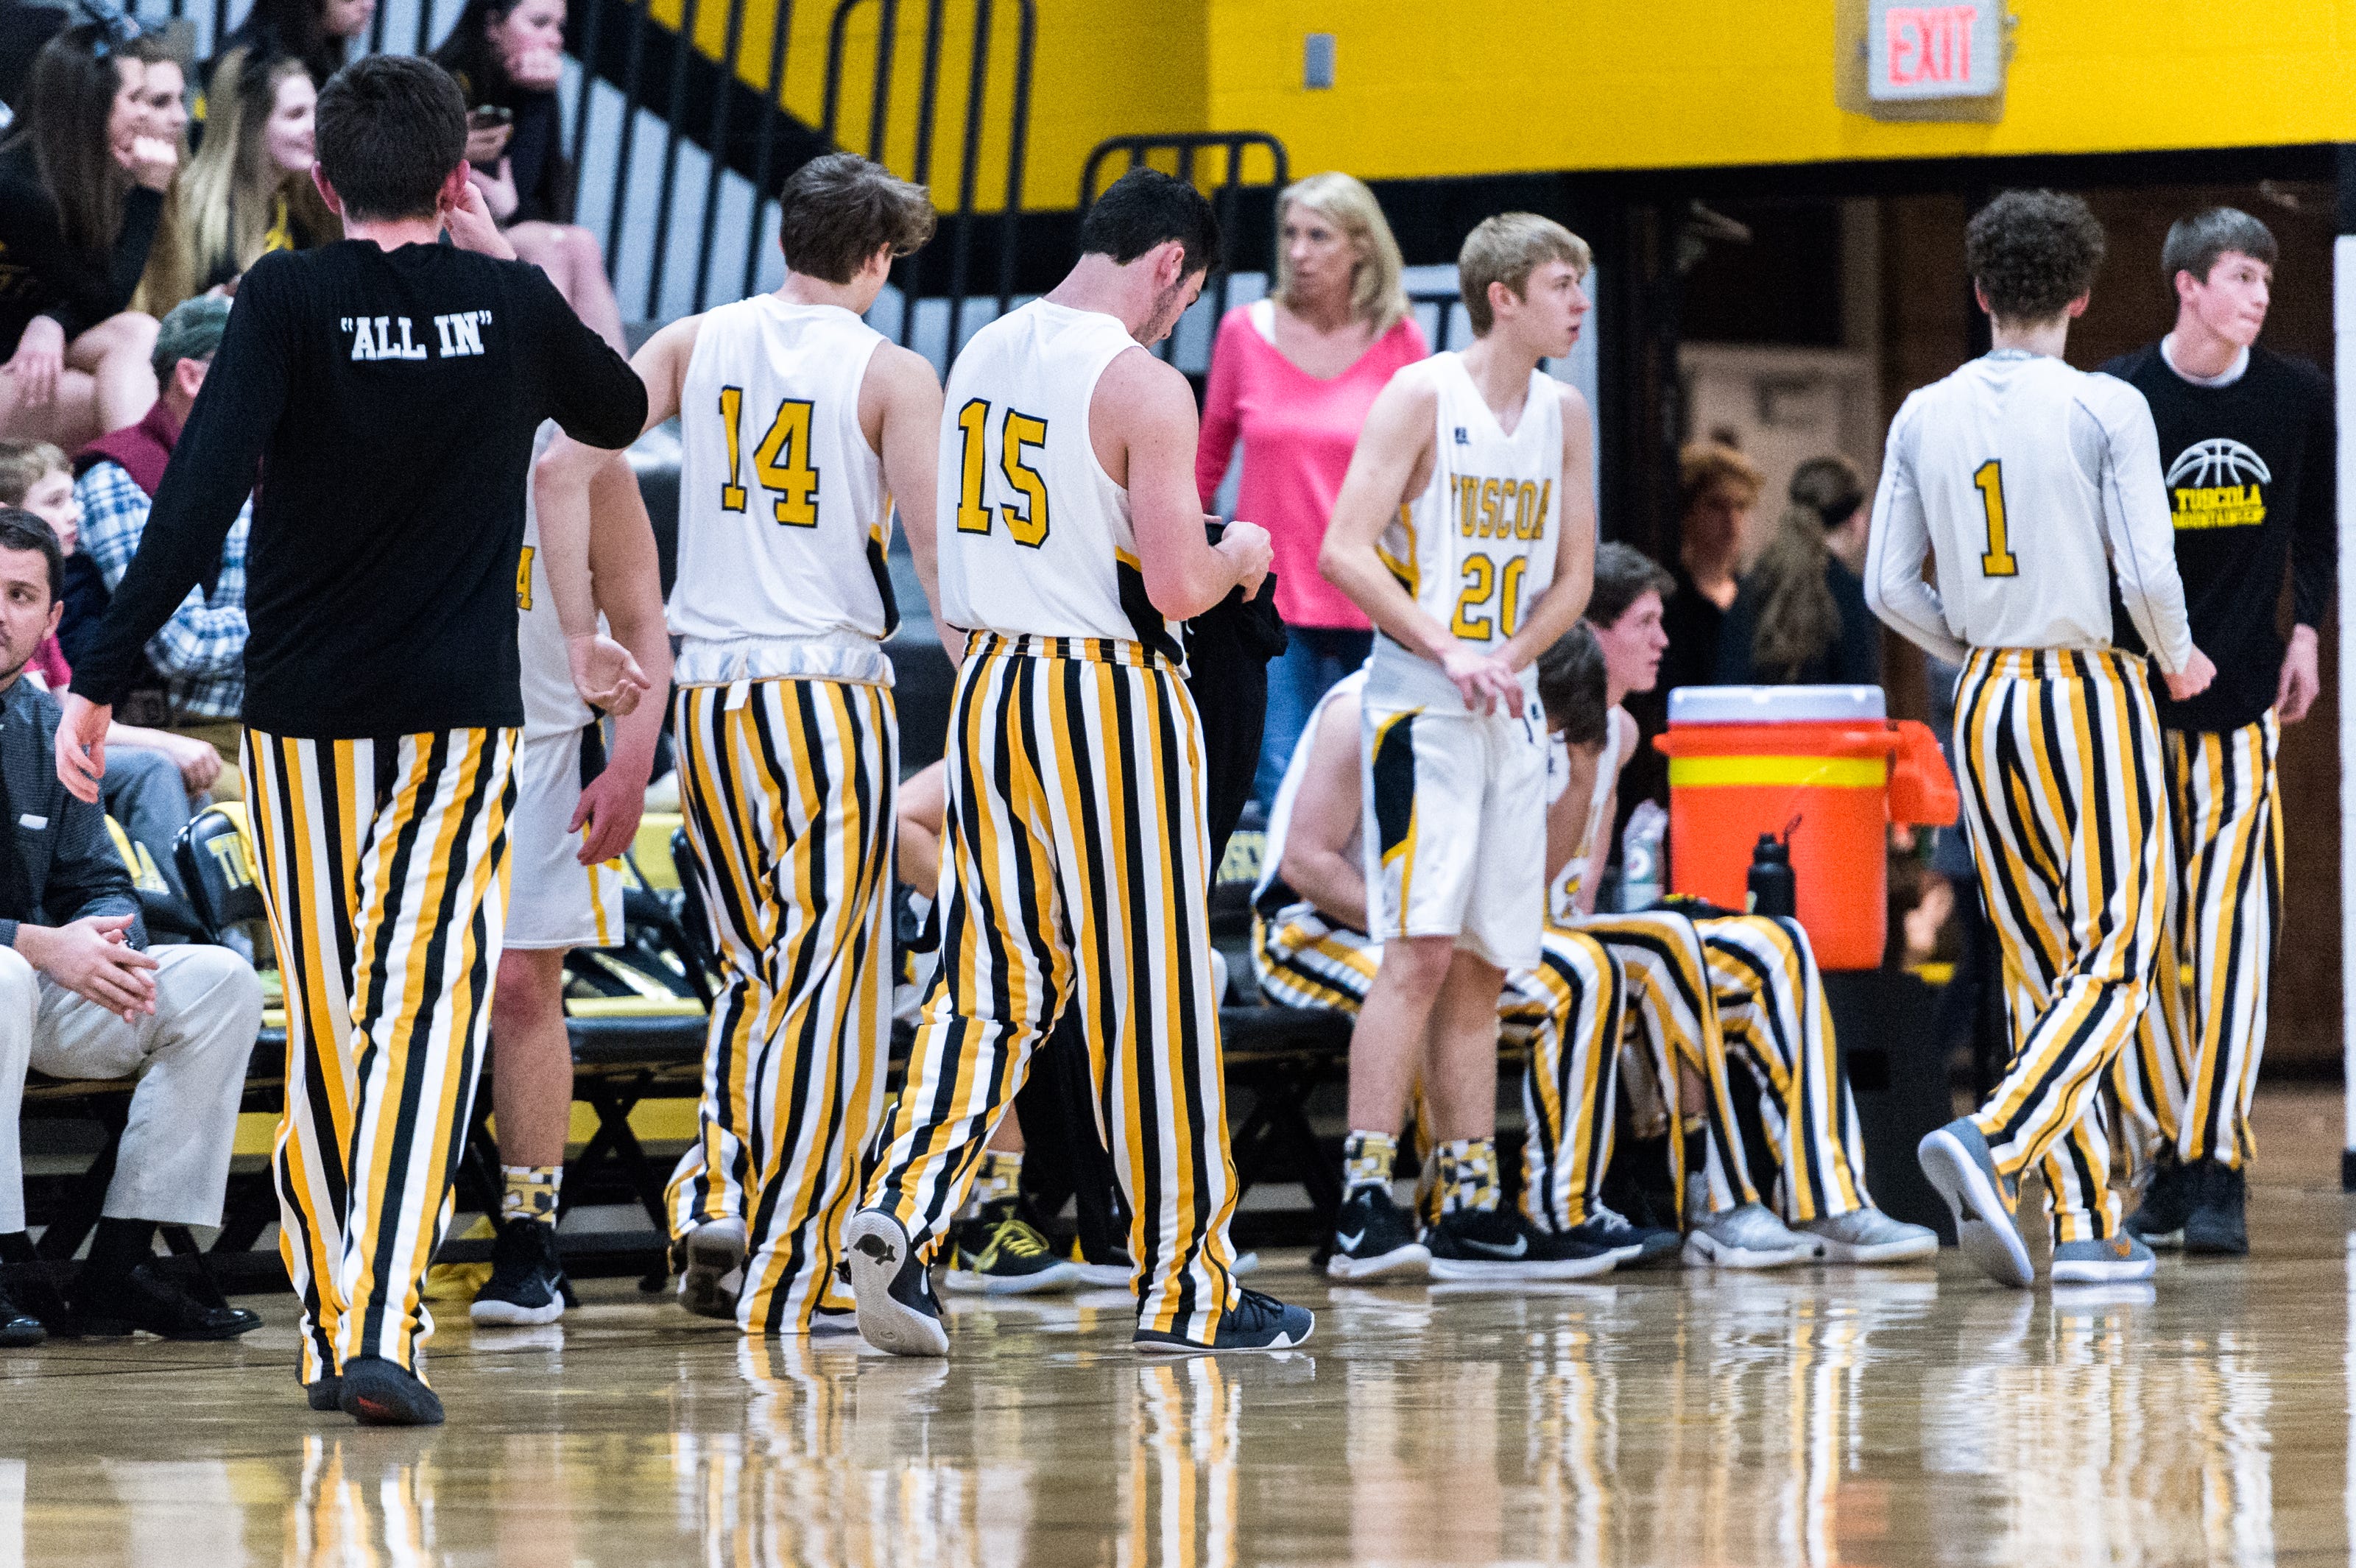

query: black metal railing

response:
[1079,132,1288,363]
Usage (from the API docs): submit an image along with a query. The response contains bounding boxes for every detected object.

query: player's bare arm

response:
[1094,346,1271,621]
[570,455,674,864]
[861,342,961,667]
[1492,381,1596,672]
[1277,691,1371,933]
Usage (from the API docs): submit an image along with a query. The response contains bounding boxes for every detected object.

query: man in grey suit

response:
[0,510,263,1344]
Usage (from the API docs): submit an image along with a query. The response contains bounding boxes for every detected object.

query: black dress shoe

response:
[0,1284,45,1347]
[75,1264,263,1341]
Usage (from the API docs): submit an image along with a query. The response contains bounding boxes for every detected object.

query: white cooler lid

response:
[1667,685,1888,724]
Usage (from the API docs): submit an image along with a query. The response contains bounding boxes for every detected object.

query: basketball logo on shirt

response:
[2165,438,2269,532]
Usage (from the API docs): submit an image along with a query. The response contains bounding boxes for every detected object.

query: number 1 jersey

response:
[935,299,1179,660]
[673,296,899,687]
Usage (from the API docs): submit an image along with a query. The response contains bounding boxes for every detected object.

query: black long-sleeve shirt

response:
[0,141,163,355]
[2101,341,2335,733]
[71,239,646,738]
[1714,559,1883,688]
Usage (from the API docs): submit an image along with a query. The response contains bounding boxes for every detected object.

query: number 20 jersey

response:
[672,296,897,688]
[934,300,1179,660]
[1366,352,1562,707]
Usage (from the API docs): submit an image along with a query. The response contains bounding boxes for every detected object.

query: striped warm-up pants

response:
[1953,649,2169,1241]
[1252,903,1626,1230]
[862,633,1239,1346]
[2111,714,2283,1172]
[1580,909,1870,1223]
[664,677,895,1335]
[244,727,516,1383]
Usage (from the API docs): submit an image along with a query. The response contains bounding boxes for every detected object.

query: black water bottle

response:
[1747,831,1796,918]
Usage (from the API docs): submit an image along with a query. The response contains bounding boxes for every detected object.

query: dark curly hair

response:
[1964,190,2106,324]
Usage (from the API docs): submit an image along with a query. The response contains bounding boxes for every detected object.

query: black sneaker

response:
[843,1209,950,1357]
[1134,1288,1313,1353]
[946,1201,1080,1295]
[0,1282,43,1347]
[1428,1205,1618,1282]
[73,1263,263,1341]
[339,1356,445,1427]
[2182,1160,2249,1256]
[1564,1203,1682,1267]
[306,1377,341,1411]
[471,1221,569,1326]
[2125,1147,2196,1248]
[1326,1184,1430,1281]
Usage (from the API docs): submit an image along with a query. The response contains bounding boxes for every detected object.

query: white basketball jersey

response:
[1366,353,1563,707]
[1253,667,1367,917]
[672,296,897,688]
[1545,707,1626,925]
[935,300,1179,661]
[518,420,596,740]
[1869,350,2190,668]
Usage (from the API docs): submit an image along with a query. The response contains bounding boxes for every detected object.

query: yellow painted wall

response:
[1204,1,2356,180]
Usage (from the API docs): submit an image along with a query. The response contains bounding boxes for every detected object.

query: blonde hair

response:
[1677,440,1763,516]
[1273,172,1408,337]
[0,441,68,506]
[180,49,331,290]
[1459,213,1590,336]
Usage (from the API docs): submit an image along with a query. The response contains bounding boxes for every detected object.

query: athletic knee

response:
[493,951,568,1033]
[1375,936,1455,997]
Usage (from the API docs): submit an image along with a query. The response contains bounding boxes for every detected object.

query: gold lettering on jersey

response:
[1479,478,1502,537]
[515,544,535,610]
[2171,484,2267,531]
[1451,474,1551,541]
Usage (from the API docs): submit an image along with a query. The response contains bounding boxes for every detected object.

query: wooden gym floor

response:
[5,1087,2353,1567]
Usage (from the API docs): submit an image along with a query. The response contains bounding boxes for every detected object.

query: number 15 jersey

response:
[1366,352,1562,707]
[935,300,1180,662]
[673,296,898,688]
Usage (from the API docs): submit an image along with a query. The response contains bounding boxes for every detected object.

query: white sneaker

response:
[678,1217,747,1320]
[1797,1207,1939,1265]
[2049,1235,2157,1284]
[1683,1203,1811,1270]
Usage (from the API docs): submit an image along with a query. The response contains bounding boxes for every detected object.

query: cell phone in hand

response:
[468,105,513,130]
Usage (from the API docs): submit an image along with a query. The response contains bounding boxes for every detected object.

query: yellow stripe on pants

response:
[244,726,515,1382]
[665,677,895,1335]
[864,632,1237,1345]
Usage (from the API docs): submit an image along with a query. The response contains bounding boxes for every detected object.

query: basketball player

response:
[844,167,1311,1356]
[537,152,948,1337]
[1312,213,1602,1279]
[57,57,649,1422]
[2101,209,2332,1257]
[1869,189,2215,1288]
[1252,624,1680,1274]
[468,435,671,1326]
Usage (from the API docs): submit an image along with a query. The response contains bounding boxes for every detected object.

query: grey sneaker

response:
[2050,1234,2156,1283]
[1682,1190,1811,1270]
[677,1217,747,1321]
[1917,1117,2032,1288]
[1797,1207,1939,1265]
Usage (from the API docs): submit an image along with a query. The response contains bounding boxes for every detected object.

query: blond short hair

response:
[0,440,68,507]
[1459,213,1590,336]
[1274,172,1410,337]
[1678,441,1763,515]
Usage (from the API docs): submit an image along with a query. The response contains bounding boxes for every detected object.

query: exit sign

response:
[1868,1,2003,100]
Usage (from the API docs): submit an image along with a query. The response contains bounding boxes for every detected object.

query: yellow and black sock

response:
[1435,1137,1501,1215]
[1342,1130,1398,1194]
[501,1165,562,1227]
[970,1150,1023,1214]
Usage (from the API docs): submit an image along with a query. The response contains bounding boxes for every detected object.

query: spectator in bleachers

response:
[179,48,336,294]
[1196,171,1426,805]
[1715,453,1880,687]
[0,19,178,447]
[0,507,264,1346]
[0,437,216,886]
[124,34,197,320]
[433,0,627,350]
[208,0,375,94]
[1660,439,1760,694]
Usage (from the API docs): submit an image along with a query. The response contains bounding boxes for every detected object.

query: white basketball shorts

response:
[507,726,626,951]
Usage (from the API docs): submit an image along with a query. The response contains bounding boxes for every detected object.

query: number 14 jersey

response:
[1367,352,1562,707]
[673,296,898,688]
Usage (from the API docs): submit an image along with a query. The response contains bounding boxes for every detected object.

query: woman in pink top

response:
[1198,171,1426,804]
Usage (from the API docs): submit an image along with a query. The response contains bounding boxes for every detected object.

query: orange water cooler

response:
[1651,686,1959,971]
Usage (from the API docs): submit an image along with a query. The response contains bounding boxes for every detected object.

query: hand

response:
[1439,647,1523,716]
[570,755,649,866]
[157,732,222,794]
[1216,519,1272,599]
[445,174,517,260]
[18,915,158,1023]
[568,632,651,715]
[119,133,177,191]
[53,693,112,804]
[2276,625,2320,724]
[2162,646,2218,704]
[4,315,64,409]
[462,121,512,167]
